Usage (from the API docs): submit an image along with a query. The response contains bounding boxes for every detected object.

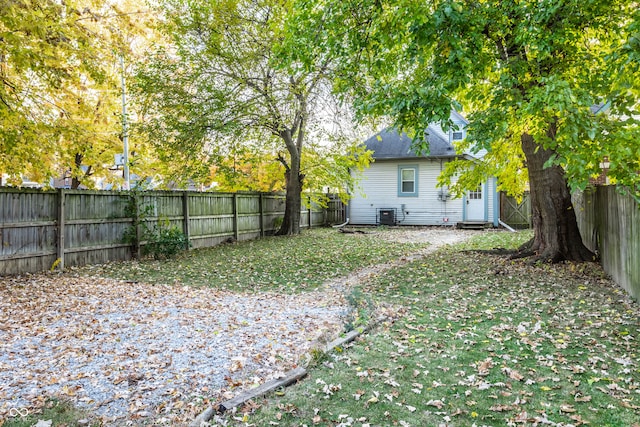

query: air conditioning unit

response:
[379,209,396,226]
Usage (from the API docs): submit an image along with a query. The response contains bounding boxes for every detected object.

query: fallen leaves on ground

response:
[236,231,640,427]
[0,274,347,425]
[80,228,436,293]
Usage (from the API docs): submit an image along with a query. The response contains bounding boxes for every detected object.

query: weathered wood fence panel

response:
[574,186,640,301]
[63,191,132,269]
[188,192,236,249]
[0,189,346,275]
[500,192,531,229]
[237,194,261,238]
[262,194,286,233]
[0,189,58,274]
[326,195,347,225]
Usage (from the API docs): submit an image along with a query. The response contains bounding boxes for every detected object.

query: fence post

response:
[182,191,191,250]
[323,195,329,225]
[259,193,264,237]
[131,192,142,259]
[233,193,239,241]
[342,198,347,223]
[308,195,312,228]
[57,188,65,271]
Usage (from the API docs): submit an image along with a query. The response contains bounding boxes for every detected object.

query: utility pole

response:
[120,55,130,190]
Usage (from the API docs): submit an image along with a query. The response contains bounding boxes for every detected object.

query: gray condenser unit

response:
[379,209,396,226]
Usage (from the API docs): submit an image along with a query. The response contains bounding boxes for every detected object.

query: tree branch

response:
[276,153,290,172]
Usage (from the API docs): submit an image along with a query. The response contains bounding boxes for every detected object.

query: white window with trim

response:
[398,165,418,197]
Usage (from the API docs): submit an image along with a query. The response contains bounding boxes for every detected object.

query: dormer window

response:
[452,131,464,141]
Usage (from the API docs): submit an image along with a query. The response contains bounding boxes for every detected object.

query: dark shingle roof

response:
[364,126,456,159]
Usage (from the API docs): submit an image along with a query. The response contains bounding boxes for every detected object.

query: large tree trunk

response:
[277,162,303,235]
[518,132,595,262]
[276,130,304,235]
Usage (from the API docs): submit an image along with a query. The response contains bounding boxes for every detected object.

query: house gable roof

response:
[364,124,456,159]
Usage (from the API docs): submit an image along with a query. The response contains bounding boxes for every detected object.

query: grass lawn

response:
[73,228,429,292]
[5,229,639,427]
[230,231,640,427]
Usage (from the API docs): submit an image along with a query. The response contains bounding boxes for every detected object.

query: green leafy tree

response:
[208,138,286,192]
[0,0,153,188]
[55,79,124,189]
[1,0,96,184]
[300,134,372,203]
[288,0,639,262]
[134,0,361,235]
[208,119,373,200]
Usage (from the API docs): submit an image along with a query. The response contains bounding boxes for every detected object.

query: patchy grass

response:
[72,228,429,293]
[2,398,98,427]
[231,231,640,427]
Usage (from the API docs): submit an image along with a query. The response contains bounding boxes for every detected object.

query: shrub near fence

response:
[0,188,346,275]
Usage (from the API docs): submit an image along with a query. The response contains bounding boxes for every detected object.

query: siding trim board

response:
[492,177,500,226]
[484,182,489,222]
[462,194,467,222]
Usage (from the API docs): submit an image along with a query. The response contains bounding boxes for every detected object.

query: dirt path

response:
[325,227,478,292]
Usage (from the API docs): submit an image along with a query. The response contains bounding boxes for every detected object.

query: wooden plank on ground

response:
[189,407,216,427]
[323,329,361,352]
[218,367,307,413]
[190,323,381,426]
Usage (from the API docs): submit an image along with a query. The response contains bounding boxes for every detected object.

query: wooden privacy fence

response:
[574,186,640,301]
[500,192,532,229]
[0,188,346,275]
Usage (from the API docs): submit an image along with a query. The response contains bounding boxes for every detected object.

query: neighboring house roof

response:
[364,124,456,159]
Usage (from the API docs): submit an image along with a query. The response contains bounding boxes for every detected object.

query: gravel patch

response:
[0,277,346,425]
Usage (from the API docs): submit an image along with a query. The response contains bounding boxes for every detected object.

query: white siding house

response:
[349,113,499,227]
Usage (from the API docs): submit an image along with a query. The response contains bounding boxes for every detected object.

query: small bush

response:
[273,216,284,230]
[122,193,189,260]
[144,226,189,260]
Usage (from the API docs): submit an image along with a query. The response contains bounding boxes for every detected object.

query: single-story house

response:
[349,111,499,227]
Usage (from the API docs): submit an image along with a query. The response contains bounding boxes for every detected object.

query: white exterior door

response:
[466,184,484,221]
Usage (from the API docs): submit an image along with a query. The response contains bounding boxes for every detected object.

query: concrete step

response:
[457,221,492,230]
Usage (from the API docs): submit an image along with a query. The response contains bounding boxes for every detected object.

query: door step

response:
[457,221,492,230]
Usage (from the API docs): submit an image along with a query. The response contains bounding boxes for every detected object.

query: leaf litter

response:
[0,274,347,425]
[232,231,640,427]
